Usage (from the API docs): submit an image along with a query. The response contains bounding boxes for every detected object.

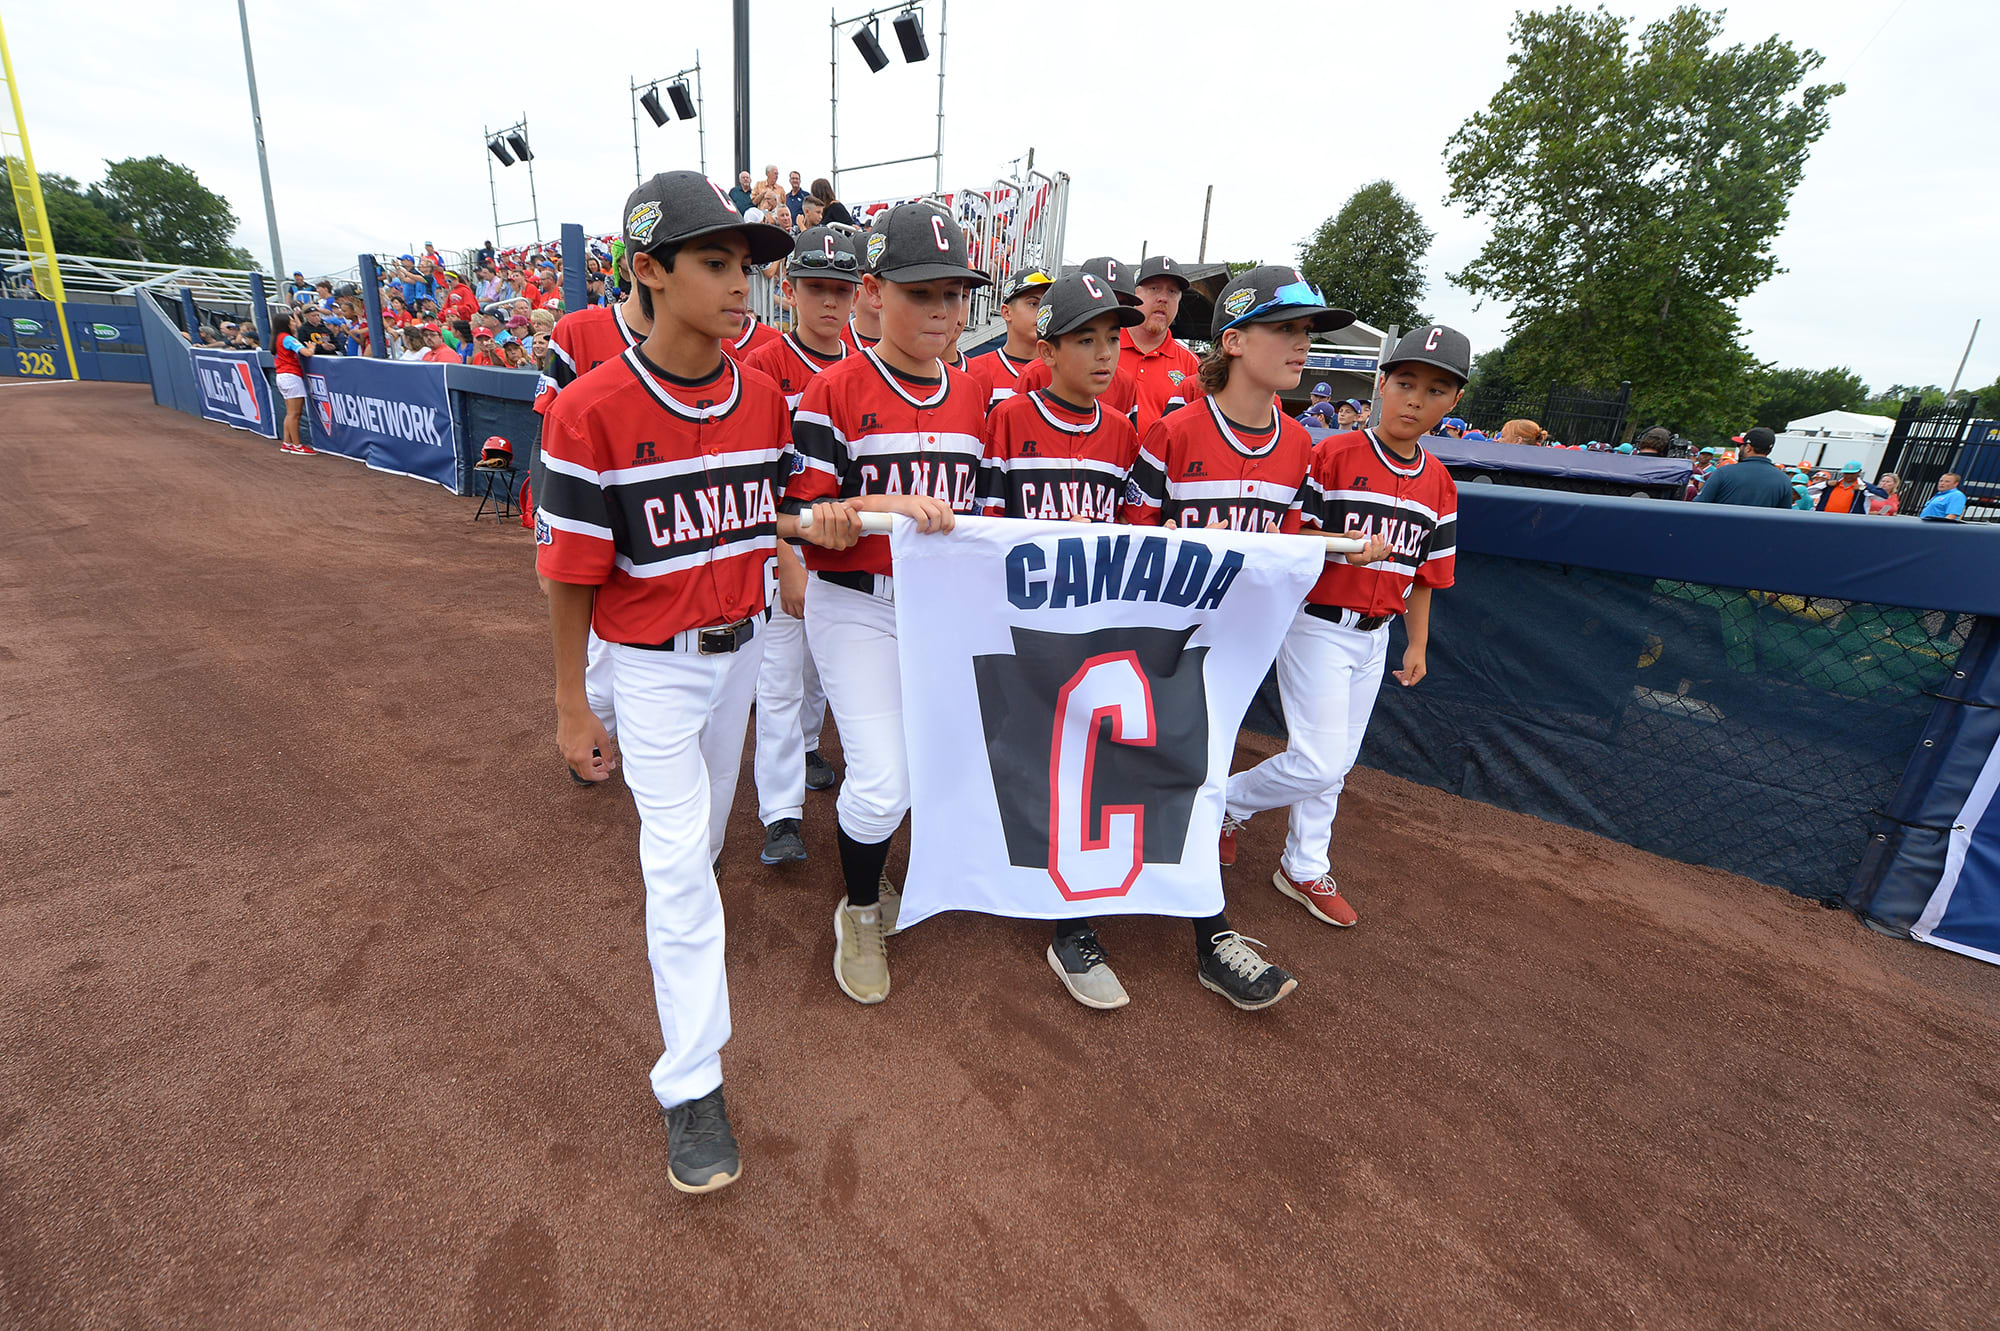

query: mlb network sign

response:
[303,356,462,492]
[190,347,277,438]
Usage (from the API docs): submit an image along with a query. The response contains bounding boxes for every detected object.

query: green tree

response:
[0,166,137,256]
[1444,5,1842,439]
[1751,365,1868,431]
[94,155,253,268]
[1296,180,1433,330]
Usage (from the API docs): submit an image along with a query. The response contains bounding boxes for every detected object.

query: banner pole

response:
[802,508,1368,554]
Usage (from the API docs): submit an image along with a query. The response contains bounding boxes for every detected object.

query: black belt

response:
[627,617,758,654]
[815,569,879,596]
[1306,605,1390,631]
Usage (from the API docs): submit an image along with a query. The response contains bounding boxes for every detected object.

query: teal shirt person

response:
[1921,487,1967,520]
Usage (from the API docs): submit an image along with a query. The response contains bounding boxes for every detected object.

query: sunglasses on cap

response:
[790,248,859,273]
[1216,279,1329,335]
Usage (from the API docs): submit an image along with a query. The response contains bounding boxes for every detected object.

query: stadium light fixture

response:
[668,80,698,120]
[852,21,891,73]
[506,132,533,162]
[639,87,670,128]
[892,8,928,62]
[487,137,515,166]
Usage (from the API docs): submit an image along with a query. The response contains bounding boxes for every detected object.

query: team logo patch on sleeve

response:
[1222,289,1257,319]
[626,201,663,245]
[1124,479,1145,506]
[535,513,552,545]
[791,453,806,473]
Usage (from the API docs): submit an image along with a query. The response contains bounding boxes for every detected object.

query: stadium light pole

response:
[483,117,541,245]
[234,0,285,281]
[829,1,947,196]
[630,58,705,185]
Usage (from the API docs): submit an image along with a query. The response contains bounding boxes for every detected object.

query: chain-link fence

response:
[1249,553,1975,900]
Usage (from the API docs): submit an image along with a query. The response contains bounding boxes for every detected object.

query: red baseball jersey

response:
[965,348,1039,413]
[976,390,1140,522]
[1017,355,1139,421]
[1120,328,1200,436]
[837,319,880,353]
[1303,429,1458,616]
[723,315,781,362]
[786,349,988,577]
[740,332,849,412]
[1120,397,1311,533]
[534,348,793,644]
[534,303,640,415]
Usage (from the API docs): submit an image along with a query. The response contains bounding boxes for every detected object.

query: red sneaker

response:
[1273,868,1358,927]
[1219,814,1244,867]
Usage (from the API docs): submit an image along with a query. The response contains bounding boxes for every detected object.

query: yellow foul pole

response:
[0,8,81,379]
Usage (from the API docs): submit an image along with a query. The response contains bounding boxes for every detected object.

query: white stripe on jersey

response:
[1314,487,1446,525]
[615,534,778,579]
[1165,477,1303,504]
[1206,398,1279,458]
[832,428,985,457]
[623,347,742,421]
[862,347,948,409]
[1028,391,1099,435]
[542,451,602,485]
[540,509,614,542]
[987,455,1131,481]
[597,446,784,487]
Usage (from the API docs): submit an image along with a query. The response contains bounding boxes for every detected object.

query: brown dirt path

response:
[3,382,1997,1330]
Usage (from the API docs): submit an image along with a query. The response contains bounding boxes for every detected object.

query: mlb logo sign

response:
[308,373,332,435]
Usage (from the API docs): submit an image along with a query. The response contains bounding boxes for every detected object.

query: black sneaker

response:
[1047,925,1130,1010]
[804,751,838,791]
[661,1087,741,1194]
[1196,931,1297,1011]
[760,818,808,865]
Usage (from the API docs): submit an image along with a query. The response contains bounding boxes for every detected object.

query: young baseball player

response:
[536,171,861,1194]
[785,202,991,1005]
[740,226,864,863]
[976,271,1145,1009]
[1016,257,1141,421]
[838,223,884,352]
[1120,264,1358,1010]
[1221,325,1466,930]
[532,249,653,784]
[1123,255,1200,435]
[965,269,1052,411]
[725,309,781,361]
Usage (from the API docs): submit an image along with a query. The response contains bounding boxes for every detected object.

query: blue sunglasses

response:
[1218,279,1327,335]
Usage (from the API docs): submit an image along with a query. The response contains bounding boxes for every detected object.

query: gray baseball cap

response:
[1073,255,1140,306]
[622,171,792,264]
[1210,265,1354,338]
[1381,324,1473,385]
[1135,254,1189,292]
[863,202,991,286]
[786,225,863,285]
[1033,271,1145,341]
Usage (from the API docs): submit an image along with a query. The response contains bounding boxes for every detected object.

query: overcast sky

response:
[8,0,1992,392]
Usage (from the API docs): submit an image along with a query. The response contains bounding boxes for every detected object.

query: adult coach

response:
[1124,255,1200,434]
[1693,427,1793,508]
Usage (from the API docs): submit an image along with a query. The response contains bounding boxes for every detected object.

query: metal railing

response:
[0,249,272,305]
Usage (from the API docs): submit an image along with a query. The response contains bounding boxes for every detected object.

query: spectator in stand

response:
[421,325,461,365]
[811,177,854,226]
[1921,473,1966,521]
[286,270,312,300]
[786,170,809,219]
[1498,418,1548,445]
[393,256,430,308]
[397,326,428,360]
[448,318,475,357]
[1338,399,1368,430]
[466,326,505,366]
[1693,426,1793,507]
[476,265,504,305]
[1634,426,1672,456]
[1298,382,1339,427]
[1789,469,1815,510]
[478,239,495,268]
[729,170,756,213]
[585,268,608,308]
[239,331,260,351]
[500,339,531,368]
[299,305,343,356]
[1807,469,1832,506]
[1438,417,1466,438]
[752,165,784,213]
[1869,473,1902,516]
[798,195,825,231]
[1816,461,1872,514]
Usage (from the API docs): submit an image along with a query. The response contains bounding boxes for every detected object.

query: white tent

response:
[1771,409,1899,478]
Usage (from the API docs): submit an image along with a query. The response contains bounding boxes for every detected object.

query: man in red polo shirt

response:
[1124,254,1200,434]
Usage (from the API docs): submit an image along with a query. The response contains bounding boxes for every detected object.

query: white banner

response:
[893,515,1324,927]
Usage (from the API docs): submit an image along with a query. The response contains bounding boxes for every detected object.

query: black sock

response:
[836,825,891,908]
[1053,916,1096,943]
[1193,913,1230,955]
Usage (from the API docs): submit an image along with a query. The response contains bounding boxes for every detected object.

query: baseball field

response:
[3,380,1997,1329]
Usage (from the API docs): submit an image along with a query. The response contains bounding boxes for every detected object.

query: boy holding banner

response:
[976,270,1145,1008]
[1221,325,1468,928]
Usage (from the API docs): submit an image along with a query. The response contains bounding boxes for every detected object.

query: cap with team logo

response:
[1135,254,1189,293]
[621,170,792,264]
[1033,271,1146,341]
[1073,255,1140,306]
[864,202,991,286]
[1210,265,1354,338]
[1310,382,1333,398]
[785,225,863,284]
[1002,268,1054,303]
[1381,323,1473,385]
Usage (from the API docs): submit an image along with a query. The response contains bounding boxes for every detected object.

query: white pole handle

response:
[796,505,1368,555]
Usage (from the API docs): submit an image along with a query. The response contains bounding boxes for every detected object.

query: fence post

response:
[561,223,586,313]
[248,272,272,344]
[178,286,200,339]
[358,254,387,360]
[1613,381,1633,443]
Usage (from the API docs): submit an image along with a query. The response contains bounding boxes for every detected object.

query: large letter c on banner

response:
[1047,651,1156,900]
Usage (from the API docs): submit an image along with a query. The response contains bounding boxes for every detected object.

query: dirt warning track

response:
[3,383,1997,1330]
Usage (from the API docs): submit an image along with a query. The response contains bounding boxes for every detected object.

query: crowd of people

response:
[726,166,856,232]
[1687,427,1965,518]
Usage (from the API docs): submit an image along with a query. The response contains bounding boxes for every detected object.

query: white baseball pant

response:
[803,577,908,843]
[608,634,764,1109]
[753,602,828,825]
[1225,607,1390,883]
[585,627,616,736]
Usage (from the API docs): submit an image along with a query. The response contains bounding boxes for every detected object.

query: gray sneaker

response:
[661,1087,741,1194]
[834,899,890,1004]
[878,875,903,936]
[760,818,807,865]
[1046,926,1130,1010]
